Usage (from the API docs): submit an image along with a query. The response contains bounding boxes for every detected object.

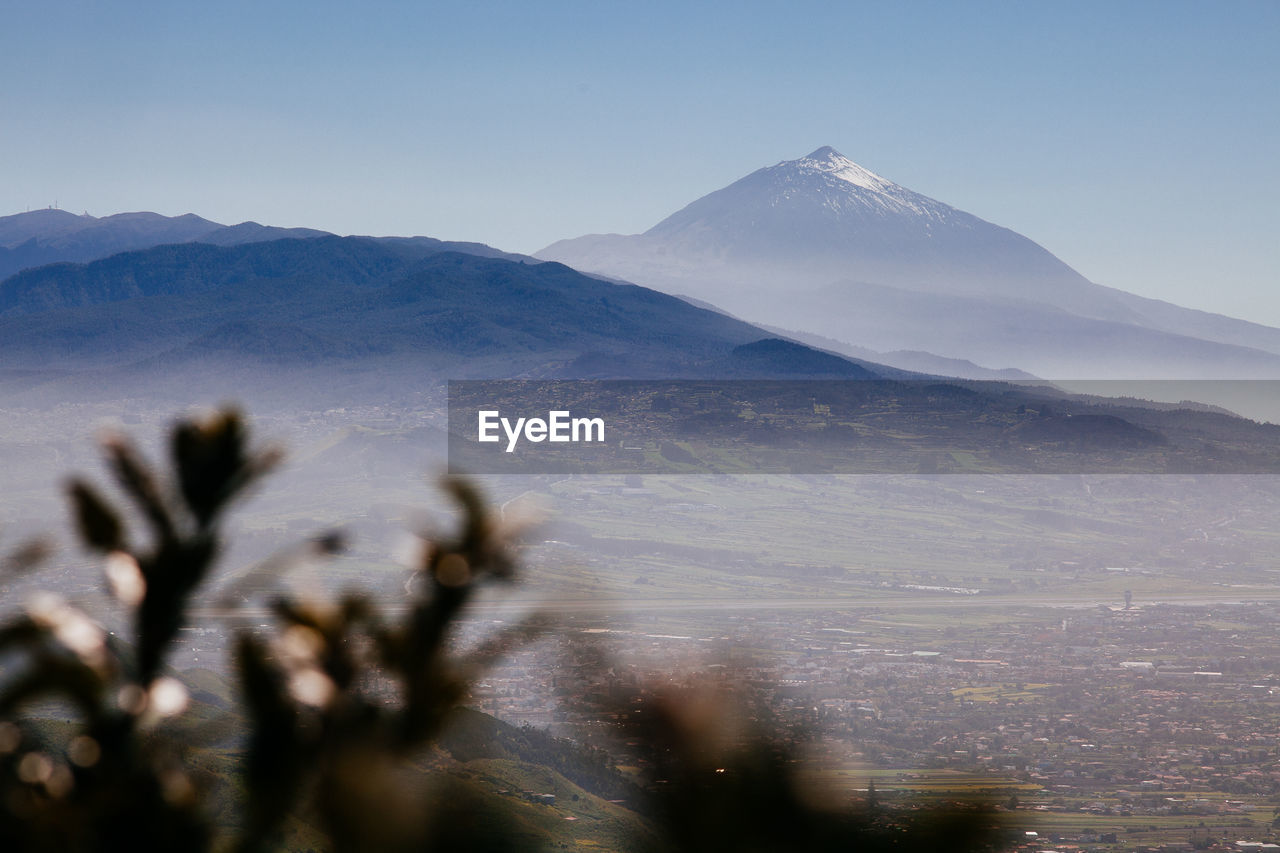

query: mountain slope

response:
[540,147,1128,316]
[0,236,888,404]
[0,235,408,316]
[537,147,1280,378]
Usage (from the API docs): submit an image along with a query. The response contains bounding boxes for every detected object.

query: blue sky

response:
[3,1,1277,323]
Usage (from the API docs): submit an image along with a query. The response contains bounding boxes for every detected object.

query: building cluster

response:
[467,601,1280,851]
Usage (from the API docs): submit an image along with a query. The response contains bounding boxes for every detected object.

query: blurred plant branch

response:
[1,407,278,851]
[0,406,1003,853]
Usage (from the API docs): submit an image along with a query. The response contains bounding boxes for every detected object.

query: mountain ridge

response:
[0,237,897,406]
[0,209,531,283]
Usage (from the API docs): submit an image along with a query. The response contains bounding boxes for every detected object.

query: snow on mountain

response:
[706,145,949,219]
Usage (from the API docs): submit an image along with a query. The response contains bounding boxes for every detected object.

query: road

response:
[192,586,1280,621]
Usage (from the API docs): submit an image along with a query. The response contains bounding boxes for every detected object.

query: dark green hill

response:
[0,236,887,404]
[0,236,413,315]
[722,338,878,377]
[438,707,640,805]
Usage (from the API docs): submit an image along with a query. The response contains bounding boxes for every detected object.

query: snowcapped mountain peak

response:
[738,146,952,221]
[535,146,1280,380]
[789,146,900,195]
[804,145,842,159]
[627,145,959,246]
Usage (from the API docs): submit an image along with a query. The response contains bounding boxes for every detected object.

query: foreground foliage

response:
[0,408,1001,851]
